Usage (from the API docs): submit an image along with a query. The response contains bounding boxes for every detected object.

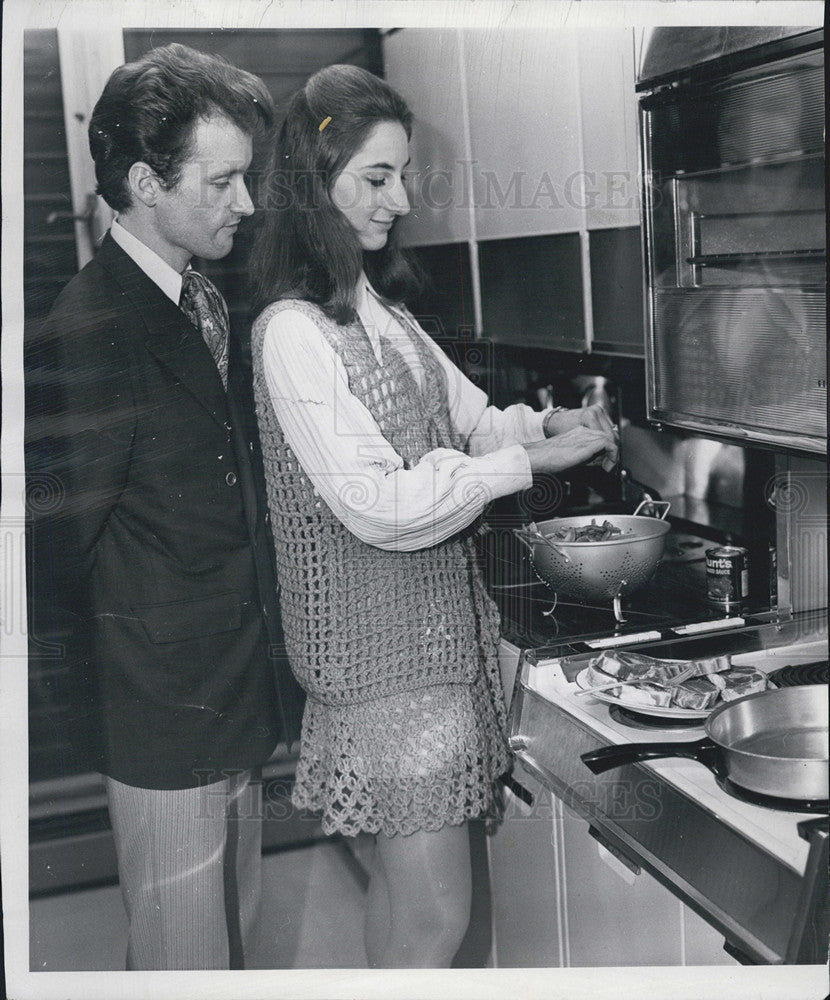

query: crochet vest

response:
[251,298,501,706]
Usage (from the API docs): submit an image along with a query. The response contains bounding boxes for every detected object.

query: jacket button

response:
[225,472,238,486]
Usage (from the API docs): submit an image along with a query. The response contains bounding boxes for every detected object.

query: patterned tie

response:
[179,269,229,389]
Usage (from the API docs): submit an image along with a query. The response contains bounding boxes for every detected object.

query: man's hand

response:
[524,425,619,475]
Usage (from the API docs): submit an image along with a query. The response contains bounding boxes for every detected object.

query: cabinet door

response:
[464,29,585,240]
[561,809,684,966]
[683,903,738,965]
[382,29,472,247]
[488,766,564,967]
[578,29,641,230]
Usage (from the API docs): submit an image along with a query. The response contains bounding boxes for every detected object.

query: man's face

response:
[153,112,254,271]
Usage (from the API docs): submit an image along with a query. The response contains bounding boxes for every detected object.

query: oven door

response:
[640,38,826,453]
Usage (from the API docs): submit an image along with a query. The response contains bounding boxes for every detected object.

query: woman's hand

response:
[544,403,616,440]
[524,425,619,474]
[542,404,619,472]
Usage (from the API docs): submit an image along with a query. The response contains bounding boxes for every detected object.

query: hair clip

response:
[318,116,332,132]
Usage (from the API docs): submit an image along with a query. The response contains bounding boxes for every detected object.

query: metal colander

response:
[514,501,671,621]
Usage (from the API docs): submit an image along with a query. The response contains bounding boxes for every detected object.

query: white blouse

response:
[261,279,546,551]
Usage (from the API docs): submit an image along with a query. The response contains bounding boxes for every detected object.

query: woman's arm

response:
[392,309,547,454]
[399,311,618,469]
[261,310,534,551]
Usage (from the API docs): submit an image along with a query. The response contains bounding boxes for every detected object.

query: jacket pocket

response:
[133,592,243,644]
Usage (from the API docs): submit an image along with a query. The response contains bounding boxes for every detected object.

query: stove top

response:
[716,776,829,815]
[482,523,761,650]
[607,704,704,731]
[518,625,829,871]
[768,661,829,688]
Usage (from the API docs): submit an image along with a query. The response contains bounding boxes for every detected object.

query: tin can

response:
[706,546,749,608]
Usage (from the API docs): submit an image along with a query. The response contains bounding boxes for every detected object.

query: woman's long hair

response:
[251,64,423,324]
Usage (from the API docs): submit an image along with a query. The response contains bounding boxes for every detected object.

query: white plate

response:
[574,668,713,720]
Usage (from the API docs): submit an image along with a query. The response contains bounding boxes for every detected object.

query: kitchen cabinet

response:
[382,29,472,247]
[382,28,645,353]
[683,900,740,966]
[385,28,641,243]
[560,806,684,966]
[466,27,641,238]
[478,232,587,350]
[578,30,641,231]
[489,771,737,966]
[588,226,645,356]
[560,808,737,966]
[488,765,563,967]
[463,29,585,241]
[406,241,476,339]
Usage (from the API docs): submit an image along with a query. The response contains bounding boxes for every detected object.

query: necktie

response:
[179,269,229,389]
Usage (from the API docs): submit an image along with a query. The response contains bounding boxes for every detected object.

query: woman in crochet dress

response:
[250,64,618,968]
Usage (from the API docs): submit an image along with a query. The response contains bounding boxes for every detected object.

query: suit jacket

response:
[26,233,303,789]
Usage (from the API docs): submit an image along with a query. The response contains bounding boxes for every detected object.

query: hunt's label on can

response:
[706,546,749,606]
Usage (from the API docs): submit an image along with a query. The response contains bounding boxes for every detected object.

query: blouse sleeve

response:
[260,309,533,551]
[394,307,548,456]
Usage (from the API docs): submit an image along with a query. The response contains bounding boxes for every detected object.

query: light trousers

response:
[105,768,262,970]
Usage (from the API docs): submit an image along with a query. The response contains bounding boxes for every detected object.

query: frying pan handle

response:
[581,738,718,774]
[797,816,829,841]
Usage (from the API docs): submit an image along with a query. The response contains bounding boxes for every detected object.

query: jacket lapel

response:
[95,234,228,428]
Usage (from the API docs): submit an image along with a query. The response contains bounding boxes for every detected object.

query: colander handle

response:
[512,528,537,557]
[512,527,571,563]
[633,498,671,520]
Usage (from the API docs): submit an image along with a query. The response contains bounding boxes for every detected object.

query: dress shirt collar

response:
[110,219,185,305]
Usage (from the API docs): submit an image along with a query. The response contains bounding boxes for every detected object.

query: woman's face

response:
[330,120,410,250]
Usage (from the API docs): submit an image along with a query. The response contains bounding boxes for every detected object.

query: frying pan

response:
[581,684,829,802]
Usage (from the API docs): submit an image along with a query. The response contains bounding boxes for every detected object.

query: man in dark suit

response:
[25,43,303,970]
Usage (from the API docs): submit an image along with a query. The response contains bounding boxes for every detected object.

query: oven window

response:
[651,287,826,441]
[645,50,824,176]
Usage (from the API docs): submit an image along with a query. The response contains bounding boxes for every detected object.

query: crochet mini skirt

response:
[290,653,511,838]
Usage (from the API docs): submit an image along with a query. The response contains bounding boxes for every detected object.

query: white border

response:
[2,2,826,999]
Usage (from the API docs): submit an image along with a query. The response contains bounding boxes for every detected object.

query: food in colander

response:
[548,519,623,543]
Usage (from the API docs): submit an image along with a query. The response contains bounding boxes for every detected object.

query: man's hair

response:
[251,63,422,324]
[89,43,274,212]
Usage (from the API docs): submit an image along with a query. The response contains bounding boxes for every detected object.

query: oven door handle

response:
[501,773,535,808]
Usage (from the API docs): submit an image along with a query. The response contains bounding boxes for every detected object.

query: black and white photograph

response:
[1,1,827,998]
